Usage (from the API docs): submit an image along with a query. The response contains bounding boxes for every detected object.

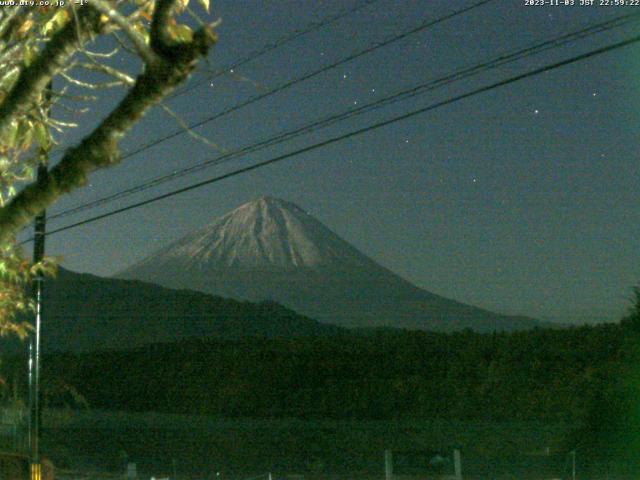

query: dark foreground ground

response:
[2,407,636,479]
[22,409,616,480]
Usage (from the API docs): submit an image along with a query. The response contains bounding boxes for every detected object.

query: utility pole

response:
[29,83,51,480]
[27,341,32,451]
[29,162,46,480]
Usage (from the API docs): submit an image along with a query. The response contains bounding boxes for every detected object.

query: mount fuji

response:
[116,196,541,332]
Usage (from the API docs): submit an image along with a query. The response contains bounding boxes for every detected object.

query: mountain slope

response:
[117,197,541,332]
[125,196,378,271]
[3,267,342,353]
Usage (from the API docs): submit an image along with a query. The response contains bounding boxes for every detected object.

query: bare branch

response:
[54,101,90,115]
[111,32,138,56]
[50,91,98,102]
[48,85,69,105]
[83,47,119,58]
[158,101,225,151]
[77,60,135,86]
[47,118,79,129]
[60,71,125,90]
[0,7,103,135]
[185,5,206,28]
[69,3,84,46]
[90,0,157,65]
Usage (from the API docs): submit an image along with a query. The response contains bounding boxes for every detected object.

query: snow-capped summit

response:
[117,197,541,332]
[147,196,375,271]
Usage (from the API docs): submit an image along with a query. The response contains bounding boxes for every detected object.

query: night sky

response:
[23,0,640,325]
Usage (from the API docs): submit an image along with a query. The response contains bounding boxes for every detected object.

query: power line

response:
[46,0,382,161]
[22,32,640,243]
[101,0,496,163]
[48,10,640,221]
[45,0,496,220]
[169,0,382,99]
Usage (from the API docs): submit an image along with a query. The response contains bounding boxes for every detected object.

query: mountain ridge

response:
[1,267,343,353]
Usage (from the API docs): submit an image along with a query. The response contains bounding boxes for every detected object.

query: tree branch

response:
[0,5,217,244]
[158,101,224,151]
[0,7,102,135]
[78,61,135,86]
[150,0,176,55]
[89,0,158,65]
[0,7,25,41]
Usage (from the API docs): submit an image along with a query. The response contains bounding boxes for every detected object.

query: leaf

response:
[168,23,193,42]
[1,121,19,149]
[42,9,69,36]
[197,0,209,13]
[19,164,34,181]
[133,21,150,44]
[176,0,190,11]
[34,122,50,151]
[23,44,38,67]
[0,68,20,92]
[16,19,34,38]
[16,120,34,151]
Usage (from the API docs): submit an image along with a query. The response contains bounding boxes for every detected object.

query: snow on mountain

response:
[135,196,376,271]
[117,196,542,332]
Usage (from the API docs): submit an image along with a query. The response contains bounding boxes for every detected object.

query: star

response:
[592,92,598,97]
[472,178,477,183]
[534,109,539,115]
[353,100,358,105]
[371,88,376,93]
[342,74,348,79]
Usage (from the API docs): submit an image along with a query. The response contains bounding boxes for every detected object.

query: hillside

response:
[33,322,629,423]
[3,267,342,353]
